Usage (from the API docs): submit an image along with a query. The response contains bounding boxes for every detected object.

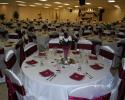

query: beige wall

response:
[0,5,125,23]
[103,8,125,23]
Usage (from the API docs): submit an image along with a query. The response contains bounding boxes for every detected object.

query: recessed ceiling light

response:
[74,6,79,8]
[44,4,51,6]
[108,0,115,2]
[29,5,36,7]
[98,7,103,9]
[44,6,49,8]
[58,6,63,7]
[39,0,47,1]
[85,3,91,5]
[64,3,70,6]
[34,3,42,5]
[16,1,26,3]
[114,5,120,8]
[0,3,9,5]
[54,8,59,10]
[18,4,26,6]
[54,2,62,4]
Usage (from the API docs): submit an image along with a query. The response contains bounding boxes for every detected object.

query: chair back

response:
[4,50,21,75]
[69,85,111,100]
[4,69,26,100]
[24,43,38,57]
[15,40,26,67]
[0,48,4,77]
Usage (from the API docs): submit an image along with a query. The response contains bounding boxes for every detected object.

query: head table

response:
[22,50,117,100]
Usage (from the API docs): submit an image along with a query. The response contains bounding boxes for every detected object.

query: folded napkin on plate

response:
[90,64,103,70]
[26,60,38,65]
[56,50,63,53]
[89,55,97,60]
[39,69,54,77]
[38,52,46,56]
[72,51,80,55]
[70,73,84,81]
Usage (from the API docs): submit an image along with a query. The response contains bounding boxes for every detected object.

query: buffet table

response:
[21,50,117,100]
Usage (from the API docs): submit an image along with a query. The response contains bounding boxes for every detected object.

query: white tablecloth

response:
[22,51,116,100]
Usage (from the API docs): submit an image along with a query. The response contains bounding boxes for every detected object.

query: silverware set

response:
[46,74,57,81]
[83,72,93,79]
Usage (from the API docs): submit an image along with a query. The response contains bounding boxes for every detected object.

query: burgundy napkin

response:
[26,60,38,65]
[70,73,84,81]
[72,51,80,55]
[89,55,97,60]
[56,50,63,53]
[38,52,46,56]
[39,69,54,77]
[90,64,103,70]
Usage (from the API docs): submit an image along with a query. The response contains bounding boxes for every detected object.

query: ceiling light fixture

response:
[29,5,36,7]
[18,4,26,6]
[58,6,63,7]
[114,5,120,8]
[16,1,26,3]
[74,6,79,8]
[108,0,115,2]
[44,4,51,6]
[44,7,49,8]
[34,3,42,5]
[0,3,9,5]
[39,0,47,1]
[85,2,91,5]
[54,2,62,4]
[64,3,70,6]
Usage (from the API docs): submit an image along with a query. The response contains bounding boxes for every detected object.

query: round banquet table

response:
[22,50,116,100]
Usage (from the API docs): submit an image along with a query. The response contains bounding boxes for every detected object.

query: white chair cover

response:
[69,85,111,99]
[4,69,45,100]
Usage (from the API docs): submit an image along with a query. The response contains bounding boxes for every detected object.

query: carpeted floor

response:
[0,83,7,100]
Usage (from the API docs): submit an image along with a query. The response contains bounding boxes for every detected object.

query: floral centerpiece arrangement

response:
[59,32,72,64]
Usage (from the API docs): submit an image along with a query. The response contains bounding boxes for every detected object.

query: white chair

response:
[69,85,111,100]
[98,46,116,67]
[15,40,26,67]
[0,48,5,83]
[24,43,38,57]
[4,69,46,100]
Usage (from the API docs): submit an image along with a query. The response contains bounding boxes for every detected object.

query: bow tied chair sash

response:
[77,44,92,50]
[99,49,114,60]
[69,93,111,100]
[25,44,37,57]
[5,76,26,100]
[5,54,16,69]
[49,43,62,48]
[0,48,4,54]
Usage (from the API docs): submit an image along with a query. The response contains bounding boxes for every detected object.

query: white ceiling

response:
[0,0,125,9]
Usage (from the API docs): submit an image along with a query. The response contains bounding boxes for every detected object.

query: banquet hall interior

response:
[0,0,125,100]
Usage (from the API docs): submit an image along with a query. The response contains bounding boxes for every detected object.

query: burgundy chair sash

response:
[0,70,3,78]
[15,42,26,67]
[5,54,16,69]
[5,77,26,100]
[25,45,37,57]
[8,35,20,39]
[99,49,114,60]
[119,67,125,80]
[69,93,111,100]
[49,43,62,48]
[91,45,96,55]
[0,48,4,54]
[77,44,92,50]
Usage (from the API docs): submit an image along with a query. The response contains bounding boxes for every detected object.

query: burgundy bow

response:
[6,77,26,100]
[49,43,62,48]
